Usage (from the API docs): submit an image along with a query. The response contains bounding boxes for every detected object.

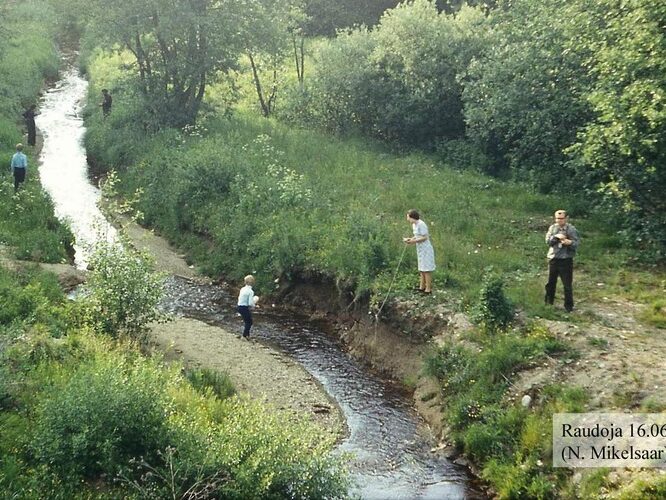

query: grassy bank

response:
[85,63,664,323]
[81,46,666,499]
[1,8,349,498]
[0,1,71,264]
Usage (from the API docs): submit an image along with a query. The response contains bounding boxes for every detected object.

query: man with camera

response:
[545,209,580,312]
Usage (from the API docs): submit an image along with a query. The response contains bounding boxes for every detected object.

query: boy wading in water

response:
[237,275,258,339]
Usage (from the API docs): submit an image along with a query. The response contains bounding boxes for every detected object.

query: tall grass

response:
[0,1,71,263]
[85,62,643,316]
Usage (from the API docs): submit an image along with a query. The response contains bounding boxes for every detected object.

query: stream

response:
[36,65,483,500]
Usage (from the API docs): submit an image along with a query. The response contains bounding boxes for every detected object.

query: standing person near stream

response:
[100,88,112,117]
[545,209,580,312]
[403,209,436,294]
[237,274,259,339]
[23,104,39,146]
[10,143,28,193]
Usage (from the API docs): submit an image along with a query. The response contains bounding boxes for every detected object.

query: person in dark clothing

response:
[100,89,112,117]
[23,104,39,146]
[545,210,580,312]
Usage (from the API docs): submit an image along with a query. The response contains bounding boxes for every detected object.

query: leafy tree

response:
[571,0,666,257]
[301,0,400,36]
[306,27,381,134]
[371,0,488,144]
[302,0,487,146]
[85,0,244,127]
[238,0,306,117]
[461,0,598,184]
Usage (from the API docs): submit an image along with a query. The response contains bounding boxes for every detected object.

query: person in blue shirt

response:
[237,275,259,339]
[10,143,28,193]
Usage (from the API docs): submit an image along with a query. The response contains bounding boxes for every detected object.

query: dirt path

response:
[508,299,666,411]
[115,215,346,437]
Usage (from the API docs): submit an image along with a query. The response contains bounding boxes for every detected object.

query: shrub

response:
[207,398,351,499]
[186,368,236,400]
[82,243,165,340]
[31,355,173,479]
[471,273,515,333]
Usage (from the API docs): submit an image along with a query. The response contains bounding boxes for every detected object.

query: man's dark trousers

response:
[545,258,574,312]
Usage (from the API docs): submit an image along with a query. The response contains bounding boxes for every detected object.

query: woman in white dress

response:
[403,209,436,294]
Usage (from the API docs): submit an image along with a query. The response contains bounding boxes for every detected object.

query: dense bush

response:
[461,0,596,184]
[81,243,165,340]
[186,367,236,400]
[31,354,173,479]
[471,273,515,333]
[0,267,64,326]
[283,1,487,147]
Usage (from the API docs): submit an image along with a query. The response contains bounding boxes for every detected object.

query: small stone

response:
[521,395,532,408]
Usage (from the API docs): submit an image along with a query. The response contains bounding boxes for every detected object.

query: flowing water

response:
[36,64,483,500]
[36,65,116,269]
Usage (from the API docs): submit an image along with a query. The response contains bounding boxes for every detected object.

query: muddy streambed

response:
[37,64,482,499]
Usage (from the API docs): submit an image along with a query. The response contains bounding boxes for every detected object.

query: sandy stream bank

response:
[115,214,346,437]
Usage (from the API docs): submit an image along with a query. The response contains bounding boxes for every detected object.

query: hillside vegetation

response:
[52,0,666,497]
[1,2,350,498]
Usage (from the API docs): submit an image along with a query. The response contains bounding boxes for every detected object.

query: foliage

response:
[0,179,74,263]
[31,353,174,479]
[639,299,666,329]
[285,1,488,147]
[202,397,351,499]
[425,332,581,498]
[81,0,244,127]
[237,0,306,117]
[0,266,64,327]
[81,243,165,340]
[0,2,72,263]
[570,0,666,259]
[0,1,59,118]
[2,327,350,498]
[186,367,236,400]
[461,0,597,184]
[301,0,400,36]
[471,272,515,333]
[614,474,666,500]
[86,47,645,313]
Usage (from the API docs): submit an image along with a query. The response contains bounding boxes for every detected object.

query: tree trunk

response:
[249,52,270,117]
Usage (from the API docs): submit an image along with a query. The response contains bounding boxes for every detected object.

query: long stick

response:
[374,243,408,323]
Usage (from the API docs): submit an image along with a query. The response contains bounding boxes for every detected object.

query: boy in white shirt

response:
[237,275,258,339]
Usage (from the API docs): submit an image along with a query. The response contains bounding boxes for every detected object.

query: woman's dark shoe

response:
[413,287,426,292]
[423,290,432,295]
